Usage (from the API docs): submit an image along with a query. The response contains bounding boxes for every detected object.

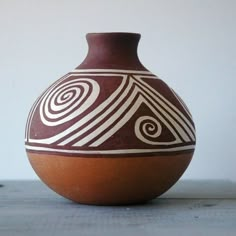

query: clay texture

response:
[25,33,196,205]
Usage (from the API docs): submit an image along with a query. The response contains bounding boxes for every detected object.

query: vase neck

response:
[76,33,148,70]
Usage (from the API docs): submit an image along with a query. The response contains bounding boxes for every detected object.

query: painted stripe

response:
[29,74,128,144]
[170,88,192,118]
[134,75,195,137]
[58,75,129,145]
[133,76,195,141]
[26,73,70,140]
[87,76,195,146]
[71,69,152,74]
[29,74,195,146]
[89,91,182,147]
[25,144,195,154]
[27,71,130,138]
[26,70,195,154]
[71,77,138,146]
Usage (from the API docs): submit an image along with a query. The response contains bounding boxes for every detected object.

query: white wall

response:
[0,0,235,180]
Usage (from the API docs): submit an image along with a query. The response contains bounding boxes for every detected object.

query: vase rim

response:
[86,32,141,37]
[80,32,145,70]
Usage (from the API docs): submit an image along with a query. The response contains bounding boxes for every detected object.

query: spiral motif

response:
[39,78,100,126]
[135,116,162,145]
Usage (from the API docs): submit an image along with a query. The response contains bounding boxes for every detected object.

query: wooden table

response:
[0,180,236,236]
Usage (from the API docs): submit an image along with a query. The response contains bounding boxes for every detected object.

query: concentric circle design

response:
[135,116,162,145]
[39,78,100,126]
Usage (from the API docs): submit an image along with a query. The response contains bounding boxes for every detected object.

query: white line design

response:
[40,78,99,126]
[25,144,196,154]
[135,116,162,145]
[25,69,195,155]
[26,73,70,141]
[170,88,192,118]
[71,69,153,74]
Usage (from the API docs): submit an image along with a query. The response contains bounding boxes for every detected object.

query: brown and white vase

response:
[25,33,196,205]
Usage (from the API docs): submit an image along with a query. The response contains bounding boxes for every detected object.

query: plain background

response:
[0,0,235,180]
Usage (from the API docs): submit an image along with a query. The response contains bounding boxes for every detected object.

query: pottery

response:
[25,32,196,205]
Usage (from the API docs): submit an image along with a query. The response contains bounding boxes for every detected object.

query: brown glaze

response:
[27,152,193,205]
[78,33,147,70]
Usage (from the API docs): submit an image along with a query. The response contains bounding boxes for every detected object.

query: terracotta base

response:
[27,153,193,205]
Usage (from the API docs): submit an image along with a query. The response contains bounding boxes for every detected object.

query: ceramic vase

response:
[25,33,196,205]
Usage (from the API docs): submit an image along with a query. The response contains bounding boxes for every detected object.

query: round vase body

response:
[25,33,196,205]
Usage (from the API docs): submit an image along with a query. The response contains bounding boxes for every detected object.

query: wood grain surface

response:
[0,180,235,236]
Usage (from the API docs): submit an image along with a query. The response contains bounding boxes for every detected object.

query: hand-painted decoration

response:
[25,33,196,205]
[25,69,195,156]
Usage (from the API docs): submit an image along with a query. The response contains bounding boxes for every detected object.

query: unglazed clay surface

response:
[27,153,192,205]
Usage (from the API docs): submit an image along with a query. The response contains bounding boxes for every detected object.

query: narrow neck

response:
[77,33,147,70]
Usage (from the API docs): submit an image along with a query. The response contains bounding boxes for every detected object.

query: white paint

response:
[170,88,192,118]
[88,83,187,147]
[26,73,70,141]
[135,116,162,145]
[40,78,100,126]
[25,144,195,154]
[1,0,235,180]
[26,70,195,152]
[134,75,195,137]
[71,69,152,74]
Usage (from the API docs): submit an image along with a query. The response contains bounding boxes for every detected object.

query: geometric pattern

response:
[25,69,195,156]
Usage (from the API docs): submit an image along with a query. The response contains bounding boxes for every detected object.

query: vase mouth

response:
[86,32,141,37]
[77,32,146,70]
[86,32,141,42]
